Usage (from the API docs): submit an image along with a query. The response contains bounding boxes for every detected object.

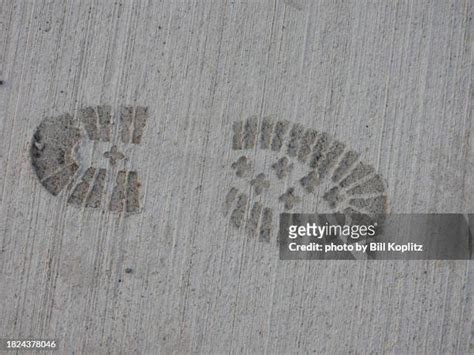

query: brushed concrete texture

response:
[0,0,472,353]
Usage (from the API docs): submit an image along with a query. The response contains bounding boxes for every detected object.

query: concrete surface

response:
[0,0,472,353]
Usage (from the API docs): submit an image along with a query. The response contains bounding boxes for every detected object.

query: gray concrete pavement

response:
[0,0,472,353]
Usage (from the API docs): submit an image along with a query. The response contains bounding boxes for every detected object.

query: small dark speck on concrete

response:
[0,80,4,85]
[125,267,133,274]
[118,279,122,283]
[158,25,162,30]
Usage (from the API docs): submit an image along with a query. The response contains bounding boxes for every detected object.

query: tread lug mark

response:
[79,107,99,140]
[347,174,386,196]
[97,106,112,142]
[259,117,274,149]
[68,167,96,206]
[349,195,387,215]
[109,171,127,212]
[250,173,270,195]
[271,120,290,152]
[332,150,359,183]
[132,106,148,144]
[230,193,248,228]
[232,121,244,150]
[272,157,293,179]
[309,132,331,169]
[42,163,79,196]
[120,106,134,144]
[338,162,374,189]
[120,106,148,145]
[243,116,258,149]
[300,170,319,193]
[260,208,273,242]
[223,188,239,216]
[246,202,263,235]
[279,187,301,210]
[323,186,343,208]
[316,141,345,180]
[85,168,107,208]
[109,170,141,213]
[297,129,318,163]
[231,156,252,177]
[126,171,140,212]
[286,123,305,157]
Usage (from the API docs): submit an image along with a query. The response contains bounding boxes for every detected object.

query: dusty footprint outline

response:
[224,116,389,243]
[30,105,148,214]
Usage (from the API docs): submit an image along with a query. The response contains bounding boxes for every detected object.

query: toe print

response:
[224,116,389,242]
[31,105,148,214]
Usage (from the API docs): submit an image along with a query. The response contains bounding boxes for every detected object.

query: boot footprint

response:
[224,116,389,242]
[31,105,148,214]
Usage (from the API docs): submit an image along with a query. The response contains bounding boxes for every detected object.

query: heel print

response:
[31,105,148,214]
